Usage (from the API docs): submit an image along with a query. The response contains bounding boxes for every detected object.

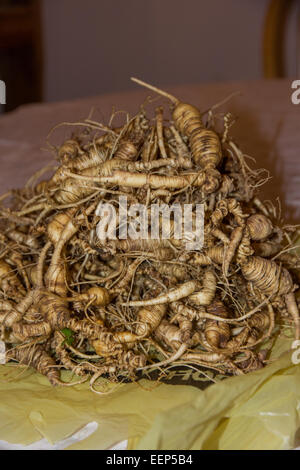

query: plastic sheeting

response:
[0,335,299,450]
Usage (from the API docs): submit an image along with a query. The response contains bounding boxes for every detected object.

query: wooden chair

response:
[263,0,298,78]
[0,0,43,111]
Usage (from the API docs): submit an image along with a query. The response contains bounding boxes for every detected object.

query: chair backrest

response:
[263,0,295,77]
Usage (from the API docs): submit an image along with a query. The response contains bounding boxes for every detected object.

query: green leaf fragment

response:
[61,328,75,345]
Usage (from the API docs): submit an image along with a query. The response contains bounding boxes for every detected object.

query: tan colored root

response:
[122,280,198,307]
[136,304,167,336]
[7,343,60,386]
[246,214,273,241]
[223,226,244,276]
[138,343,188,371]
[63,169,209,191]
[241,256,293,297]
[188,269,216,306]
[284,292,300,340]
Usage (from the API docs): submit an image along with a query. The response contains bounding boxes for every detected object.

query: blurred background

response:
[0,0,299,112]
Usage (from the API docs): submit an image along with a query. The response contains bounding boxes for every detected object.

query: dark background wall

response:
[1,0,299,110]
[41,0,299,102]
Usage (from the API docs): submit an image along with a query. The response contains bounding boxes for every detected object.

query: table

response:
[0,79,299,222]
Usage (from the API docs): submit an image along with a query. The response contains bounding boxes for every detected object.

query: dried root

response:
[0,78,299,389]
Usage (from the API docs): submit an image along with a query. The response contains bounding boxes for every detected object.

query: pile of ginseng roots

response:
[0,77,299,393]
